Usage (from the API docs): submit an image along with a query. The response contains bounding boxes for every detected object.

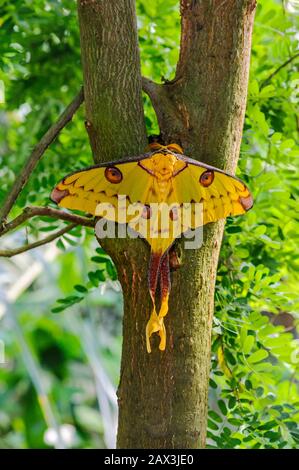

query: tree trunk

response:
[77,0,256,449]
[77,0,147,162]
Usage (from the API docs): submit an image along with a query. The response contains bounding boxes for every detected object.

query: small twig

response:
[261,52,299,88]
[0,205,95,236]
[0,223,77,258]
[0,87,84,224]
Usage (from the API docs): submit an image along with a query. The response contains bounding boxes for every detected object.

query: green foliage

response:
[0,0,298,449]
[51,248,117,313]
[208,1,299,448]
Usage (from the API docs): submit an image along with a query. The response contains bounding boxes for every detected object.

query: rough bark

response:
[77,0,256,449]
[77,0,147,162]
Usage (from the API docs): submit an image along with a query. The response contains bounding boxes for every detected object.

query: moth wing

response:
[51,155,157,223]
[169,155,253,230]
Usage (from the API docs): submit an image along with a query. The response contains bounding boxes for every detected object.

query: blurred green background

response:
[0,0,298,449]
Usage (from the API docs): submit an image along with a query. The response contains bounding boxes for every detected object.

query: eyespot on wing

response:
[200,170,214,187]
[104,166,123,184]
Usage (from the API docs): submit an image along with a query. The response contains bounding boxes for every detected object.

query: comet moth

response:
[51,143,253,353]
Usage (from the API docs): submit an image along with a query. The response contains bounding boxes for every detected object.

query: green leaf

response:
[218,400,227,416]
[74,284,88,293]
[91,255,109,264]
[245,379,253,390]
[95,247,107,255]
[228,397,236,409]
[207,419,219,431]
[226,226,243,234]
[56,239,66,251]
[51,306,66,314]
[248,349,269,364]
[57,295,81,304]
[227,438,242,447]
[39,225,59,232]
[258,420,278,431]
[279,139,294,151]
[209,379,218,389]
[208,410,223,423]
[106,261,118,281]
[88,271,99,287]
[95,269,107,282]
[256,387,264,398]
[243,335,255,354]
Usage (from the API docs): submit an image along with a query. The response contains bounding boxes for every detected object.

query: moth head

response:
[139,153,177,180]
[166,143,184,154]
[148,142,165,152]
[152,153,177,180]
[148,142,184,155]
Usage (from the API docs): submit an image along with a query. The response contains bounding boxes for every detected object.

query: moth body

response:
[51,143,253,353]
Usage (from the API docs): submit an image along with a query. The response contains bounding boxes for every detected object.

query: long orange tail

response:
[146,251,171,352]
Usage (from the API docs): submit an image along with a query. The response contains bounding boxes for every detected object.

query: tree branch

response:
[0,205,95,237]
[0,223,77,258]
[261,52,299,88]
[0,87,84,224]
[141,77,165,128]
[141,77,160,99]
[141,76,181,144]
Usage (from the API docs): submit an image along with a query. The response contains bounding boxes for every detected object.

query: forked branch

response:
[0,206,94,237]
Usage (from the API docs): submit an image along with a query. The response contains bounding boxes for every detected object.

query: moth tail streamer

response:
[157,253,171,351]
[146,251,171,353]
